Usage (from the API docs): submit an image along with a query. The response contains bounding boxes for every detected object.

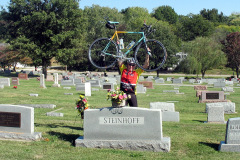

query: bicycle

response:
[88,21,167,72]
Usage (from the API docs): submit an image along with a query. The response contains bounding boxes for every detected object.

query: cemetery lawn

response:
[1,74,240,160]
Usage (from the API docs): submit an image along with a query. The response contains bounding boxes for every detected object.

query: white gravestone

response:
[219,117,240,152]
[206,102,236,114]
[207,106,225,123]
[85,82,91,96]
[150,102,179,122]
[75,107,170,152]
[52,73,60,87]
[0,78,10,87]
[40,74,46,88]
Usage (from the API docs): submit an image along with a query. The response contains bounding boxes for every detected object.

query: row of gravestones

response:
[193,85,240,152]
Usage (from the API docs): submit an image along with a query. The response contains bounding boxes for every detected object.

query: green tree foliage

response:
[181,37,226,78]
[152,5,178,24]
[176,14,214,41]
[3,0,85,77]
[228,12,240,26]
[200,8,228,25]
[222,32,240,77]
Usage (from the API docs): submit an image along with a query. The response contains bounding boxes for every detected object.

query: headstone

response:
[46,112,64,117]
[52,73,60,87]
[85,82,91,96]
[222,87,234,92]
[11,77,20,85]
[19,104,56,109]
[63,87,71,90]
[0,85,4,89]
[163,90,179,93]
[74,78,83,85]
[0,78,10,87]
[46,75,54,81]
[194,85,207,90]
[207,106,225,123]
[40,74,46,88]
[76,84,85,91]
[149,102,179,122]
[219,117,240,152]
[155,78,165,83]
[18,73,29,80]
[172,79,182,84]
[206,102,236,114]
[199,91,227,103]
[166,77,172,81]
[87,80,101,87]
[75,107,170,152]
[0,104,42,141]
[61,79,75,86]
[214,81,226,88]
[64,93,73,95]
[189,79,195,83]
[29,94,38,97]
[102,83,114,90]
[136,84,146,94]
[225,81,234,86]
[138,81,154,89]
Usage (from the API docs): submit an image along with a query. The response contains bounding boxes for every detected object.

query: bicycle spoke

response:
[135,39,167,72]
[89,38,118,69]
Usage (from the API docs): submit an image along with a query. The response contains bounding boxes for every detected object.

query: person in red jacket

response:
[118,55,149,107]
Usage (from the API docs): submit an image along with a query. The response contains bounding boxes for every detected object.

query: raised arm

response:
[142,54,149,69]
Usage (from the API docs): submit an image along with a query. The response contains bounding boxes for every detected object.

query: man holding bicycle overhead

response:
[118,55,149,107]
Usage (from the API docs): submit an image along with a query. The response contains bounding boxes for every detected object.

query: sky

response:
[1,0,240,16]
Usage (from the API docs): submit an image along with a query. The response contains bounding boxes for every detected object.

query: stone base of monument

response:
[75,107,171,152]
[75,136,170,152]
[219,141,240,152]
[0,132,42,141]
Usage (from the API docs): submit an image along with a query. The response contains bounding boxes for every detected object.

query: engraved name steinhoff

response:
[99,117,144,125]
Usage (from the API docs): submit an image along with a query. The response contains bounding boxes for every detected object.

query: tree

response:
[222,32,240,77]
[200,8,228,25]
[152,5,178,24]
[175,14,214,41]
[228,12,240,26]
[3,0,84,78]
[181,37,226,78]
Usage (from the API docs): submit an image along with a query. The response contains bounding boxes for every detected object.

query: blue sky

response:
[1,0,239,16]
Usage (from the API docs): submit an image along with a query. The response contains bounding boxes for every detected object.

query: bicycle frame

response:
[103,30,147,59]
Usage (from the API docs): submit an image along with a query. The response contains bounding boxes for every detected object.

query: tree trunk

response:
[42,59,48,79]
[201,70,205,78]
[236,67,239,78]
[157,70,160,77]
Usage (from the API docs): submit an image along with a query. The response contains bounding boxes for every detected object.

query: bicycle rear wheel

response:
[88,38,118,69]
[135,39,167,72]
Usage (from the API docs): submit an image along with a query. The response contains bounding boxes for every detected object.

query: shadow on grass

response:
[48,131,80,146]
[199,142,219,151]
[35,123,83,131]
[192,120,206,123]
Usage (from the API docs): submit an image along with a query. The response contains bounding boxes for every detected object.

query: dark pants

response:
[125,93,138,107]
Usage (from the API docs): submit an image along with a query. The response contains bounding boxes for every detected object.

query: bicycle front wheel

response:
[88,38,118,69]
[135,39,167,72]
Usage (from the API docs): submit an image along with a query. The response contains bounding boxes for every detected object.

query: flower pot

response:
[112,100,125,108]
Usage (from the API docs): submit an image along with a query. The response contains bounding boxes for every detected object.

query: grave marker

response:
[11,77,20,85]
[75,107,170,152]
[18,73,29,80]
[219,117,240,152]
[138,81,154,89]
[0,78,10,86]
[0,104,42,141]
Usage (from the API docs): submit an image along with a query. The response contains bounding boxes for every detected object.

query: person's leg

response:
[129,94,138,107]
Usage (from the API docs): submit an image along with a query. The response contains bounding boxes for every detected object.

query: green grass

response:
[1,73,240,160]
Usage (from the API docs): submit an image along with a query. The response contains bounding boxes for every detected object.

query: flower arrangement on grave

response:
[13,86,17,89]
[75,95,89,119]
[107,86,128,107]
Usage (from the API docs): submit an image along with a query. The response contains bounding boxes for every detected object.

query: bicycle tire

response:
[134,39,167,72]
[88,38,118,69]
